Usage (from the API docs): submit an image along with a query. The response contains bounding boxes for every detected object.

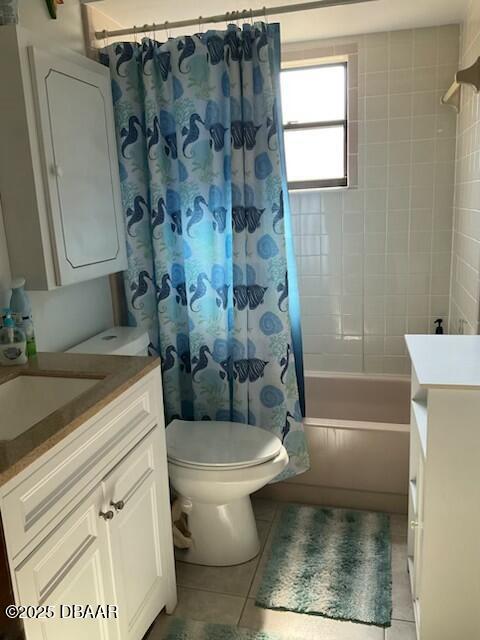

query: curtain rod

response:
[94,0,377,40]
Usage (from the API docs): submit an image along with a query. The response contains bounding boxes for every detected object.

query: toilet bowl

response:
[166,419,288,566]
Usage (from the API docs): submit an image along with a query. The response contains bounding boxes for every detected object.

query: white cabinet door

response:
[15,485,120,640]
[28,46,127,286]
[102,428,176,640]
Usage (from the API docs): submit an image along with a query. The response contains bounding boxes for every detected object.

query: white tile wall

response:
[284,25,459,374]
[449,1,480,335]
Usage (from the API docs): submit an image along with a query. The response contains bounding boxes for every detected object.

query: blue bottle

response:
[10,277,36,357]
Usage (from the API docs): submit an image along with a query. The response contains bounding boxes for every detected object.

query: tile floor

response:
[147,499,416,640]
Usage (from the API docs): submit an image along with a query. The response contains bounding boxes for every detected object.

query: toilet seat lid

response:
[166,419,282,469]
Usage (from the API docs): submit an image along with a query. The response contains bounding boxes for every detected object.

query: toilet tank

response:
[67,326,149,356]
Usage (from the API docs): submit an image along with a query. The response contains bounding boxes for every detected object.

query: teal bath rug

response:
[161,618,297,640]
[255,504,392,627]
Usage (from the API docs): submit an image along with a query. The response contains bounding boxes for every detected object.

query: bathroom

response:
[0,0,479,639]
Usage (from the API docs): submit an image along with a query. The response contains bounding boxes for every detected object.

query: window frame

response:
[281,60,348,191]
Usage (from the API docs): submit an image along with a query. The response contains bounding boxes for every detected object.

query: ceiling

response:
[91,0,470,43]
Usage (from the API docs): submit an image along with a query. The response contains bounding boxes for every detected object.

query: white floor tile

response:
[175,521,270,596]
[171,587,245,626]
[248,510,280,598]
[386,620,417,639]
[390,515,408,539]
[252,497,279,523]
[392,572,415,623]
[392,537,409,574]
[391,539,415,623]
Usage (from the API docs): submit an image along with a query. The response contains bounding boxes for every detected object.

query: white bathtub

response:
[259,372,411,514]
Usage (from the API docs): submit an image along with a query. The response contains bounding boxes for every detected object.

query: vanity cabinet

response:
[405,335,480,640]
[0,367,176,640]
[0,26,126,290]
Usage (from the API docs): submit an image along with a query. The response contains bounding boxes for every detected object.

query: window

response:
[281,62,348,190]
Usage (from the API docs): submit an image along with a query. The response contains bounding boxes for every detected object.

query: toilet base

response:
[176,496,260,566]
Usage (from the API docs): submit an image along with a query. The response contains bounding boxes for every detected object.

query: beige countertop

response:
[0,352,159,487]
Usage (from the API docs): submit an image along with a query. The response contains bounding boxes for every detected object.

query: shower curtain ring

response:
[263,6,269,24]
[133,25,138,44]
[198,15,202,33]
[250,8,254,25]
[102,29,108,48]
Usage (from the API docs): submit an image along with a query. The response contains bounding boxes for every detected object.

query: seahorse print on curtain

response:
[101,23,309,479]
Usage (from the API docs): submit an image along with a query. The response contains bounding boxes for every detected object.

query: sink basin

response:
[0,375,99,441]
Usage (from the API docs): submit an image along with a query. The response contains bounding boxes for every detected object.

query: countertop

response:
[405,334,480,388]
[0,352,159,487]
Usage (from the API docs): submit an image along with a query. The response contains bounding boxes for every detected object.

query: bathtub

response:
[259,372,411,514]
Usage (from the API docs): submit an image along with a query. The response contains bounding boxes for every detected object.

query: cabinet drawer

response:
[2,374,159,563]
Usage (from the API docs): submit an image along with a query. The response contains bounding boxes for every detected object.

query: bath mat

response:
[255,504,392,627]
[160,617,296,640]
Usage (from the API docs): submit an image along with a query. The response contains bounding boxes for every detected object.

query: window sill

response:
[288,182,351,193]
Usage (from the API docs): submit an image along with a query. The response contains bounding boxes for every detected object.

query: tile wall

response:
[283,25,459,374]
[449,1,480,334]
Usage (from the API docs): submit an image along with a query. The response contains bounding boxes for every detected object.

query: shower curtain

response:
[101,22,308,479]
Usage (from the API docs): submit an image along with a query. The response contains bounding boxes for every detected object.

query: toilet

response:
[69,328,288,567]
[67,325,150,356]
[167,419,288,566]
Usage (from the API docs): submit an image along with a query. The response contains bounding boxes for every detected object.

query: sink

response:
[0,375,99,441]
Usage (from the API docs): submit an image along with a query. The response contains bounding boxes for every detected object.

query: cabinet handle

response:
[110,500,125,511]
[410,520,420,529]
[99,510,114,521]
[52,164,63,178]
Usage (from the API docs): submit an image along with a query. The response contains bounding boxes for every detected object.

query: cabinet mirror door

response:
[28,46,126,286]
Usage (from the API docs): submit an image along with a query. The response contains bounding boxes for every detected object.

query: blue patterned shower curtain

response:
[101,23,308,478]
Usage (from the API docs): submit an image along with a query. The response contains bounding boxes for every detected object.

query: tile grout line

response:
[236,506,280,626]
[391,615,416,623]
[176,516,275,599]
[177,583,251,598]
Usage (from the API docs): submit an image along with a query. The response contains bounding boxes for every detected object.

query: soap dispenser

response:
[434,318,444,334]
[0,309,27,366]
[10,277,36,357]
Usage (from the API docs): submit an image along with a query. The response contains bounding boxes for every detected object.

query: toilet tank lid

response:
[67,326,149,356]
[166,419,283,468]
